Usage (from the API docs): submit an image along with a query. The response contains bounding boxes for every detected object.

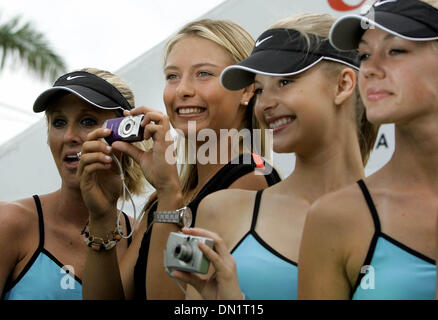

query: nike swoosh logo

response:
[374,0,397,7]
[66,75,86,80]
[255,35,273,47]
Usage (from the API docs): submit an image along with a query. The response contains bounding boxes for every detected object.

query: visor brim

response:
[33,85,125,113]
[221,50,325,91]
[330,12,438,51]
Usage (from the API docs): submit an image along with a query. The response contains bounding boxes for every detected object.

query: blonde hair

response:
[46,67,148,196]
[164,19,265,194]
[419,0,438,6]
[270,14,379,165]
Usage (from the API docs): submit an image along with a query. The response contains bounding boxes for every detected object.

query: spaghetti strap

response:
[250,190,264,231]
[356,179,381,233]
[32,195,45,248]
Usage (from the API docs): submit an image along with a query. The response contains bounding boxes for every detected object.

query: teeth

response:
[269,117,294,129]
[178,107,204,115]
[65,155,79,161]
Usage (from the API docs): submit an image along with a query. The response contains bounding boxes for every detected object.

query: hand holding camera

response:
[165,231,214,274]
[109,107,182,202]
[167,227,244,300]
[77,126,125,221]
[103,114,145,145]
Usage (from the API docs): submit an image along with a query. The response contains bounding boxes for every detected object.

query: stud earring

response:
[244,101,249,106]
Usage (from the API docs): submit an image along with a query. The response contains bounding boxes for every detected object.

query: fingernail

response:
[106,146,112,152]
[104,128,111,134]
[105,156,111,161]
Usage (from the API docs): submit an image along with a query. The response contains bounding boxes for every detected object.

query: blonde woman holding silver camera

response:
[171,13,378,300]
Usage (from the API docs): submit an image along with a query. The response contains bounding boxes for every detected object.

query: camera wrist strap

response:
[163,250,193,300]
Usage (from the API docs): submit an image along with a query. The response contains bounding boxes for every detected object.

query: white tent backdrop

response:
[0,0,393,216]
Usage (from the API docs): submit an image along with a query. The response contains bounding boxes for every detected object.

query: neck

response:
[54,184,90,228]
[196,162,225,187]
[281,128,364,203]
[193,133,245,188]
[386,120,438,188]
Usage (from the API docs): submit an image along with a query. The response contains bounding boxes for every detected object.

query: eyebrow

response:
[164,62,221,71]
[50,107,100,116]
[254,74,301,86]
[359,33,397,46]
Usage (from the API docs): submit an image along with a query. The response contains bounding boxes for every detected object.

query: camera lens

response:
[174,244,193,262]
[122,119,135,135]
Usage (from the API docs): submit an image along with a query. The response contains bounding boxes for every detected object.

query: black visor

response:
[33,71,132,113]
[330,0,438,51]
[221,28,360,91]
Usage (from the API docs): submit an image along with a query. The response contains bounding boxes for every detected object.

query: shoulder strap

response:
[133,201,157,300]
[32,195,45,249]
[250,153,281,186]
[188,154,254,220]
[351,180,382,298]
[2,196,46,297]
[251,190,264,231]
[188,153,281,223]
[356,180,381,233]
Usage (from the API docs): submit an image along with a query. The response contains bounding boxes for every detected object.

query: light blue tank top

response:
[352,180,436,300]
[2,195,82,300]
[3,251,82,300]
[3,195,132,300]
[231,190,298,300]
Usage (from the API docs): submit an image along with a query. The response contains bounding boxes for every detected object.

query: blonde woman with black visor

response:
[0,68,143,299]
[298,0,438,299]
[169,13,378,300]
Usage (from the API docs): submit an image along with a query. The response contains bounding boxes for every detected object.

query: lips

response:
[366,88,392,102]
[63,152,81,169]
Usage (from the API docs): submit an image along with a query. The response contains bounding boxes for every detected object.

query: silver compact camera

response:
[103,114,145,145]
[164,232,214,274]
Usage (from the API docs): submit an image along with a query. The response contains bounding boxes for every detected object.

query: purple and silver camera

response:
[103,114,145,145]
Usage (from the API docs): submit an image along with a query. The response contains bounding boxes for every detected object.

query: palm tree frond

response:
[0,13,67,81]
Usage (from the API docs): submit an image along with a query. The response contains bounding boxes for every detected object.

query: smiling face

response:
[163,35,248,137]
[46,93,117,188]
[253,65,336,154]
[358,28,438,125]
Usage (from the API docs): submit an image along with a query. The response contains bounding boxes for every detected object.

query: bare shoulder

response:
[0,197,38,235]
[196,189,256,243]
[0,197,38,290]
[306,182,371,244]
[197,189,255,224]
[299,182,375,298]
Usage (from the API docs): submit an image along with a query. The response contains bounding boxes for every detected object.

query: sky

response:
[0,0,224,146]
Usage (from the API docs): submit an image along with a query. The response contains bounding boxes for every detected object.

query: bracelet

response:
[81,222,122,252]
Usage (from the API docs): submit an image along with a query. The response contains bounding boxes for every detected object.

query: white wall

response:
[0,0,393,210]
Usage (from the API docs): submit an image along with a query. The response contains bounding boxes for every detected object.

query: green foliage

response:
[0,13,67,81]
